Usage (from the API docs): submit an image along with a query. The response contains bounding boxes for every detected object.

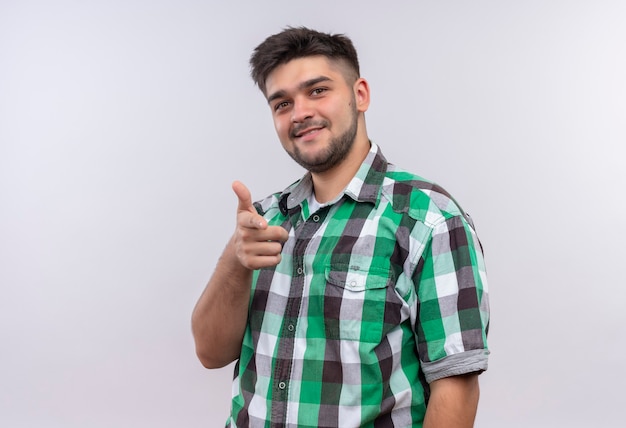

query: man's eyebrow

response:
[267,76,333,105]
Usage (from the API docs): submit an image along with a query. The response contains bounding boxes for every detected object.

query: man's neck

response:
[311,137,370,203]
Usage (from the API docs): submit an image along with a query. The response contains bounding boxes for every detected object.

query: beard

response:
[286,103,359,174]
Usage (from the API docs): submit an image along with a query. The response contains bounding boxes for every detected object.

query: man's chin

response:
[290,153,332,173]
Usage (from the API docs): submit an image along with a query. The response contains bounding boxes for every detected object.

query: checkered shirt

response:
[227,143,490,427]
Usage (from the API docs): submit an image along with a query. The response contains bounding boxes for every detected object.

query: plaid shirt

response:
[228,143,490,427]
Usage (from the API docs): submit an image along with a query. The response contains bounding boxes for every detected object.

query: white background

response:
[1,1,624,427]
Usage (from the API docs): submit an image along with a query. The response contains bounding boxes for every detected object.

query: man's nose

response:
[290,98,314,123]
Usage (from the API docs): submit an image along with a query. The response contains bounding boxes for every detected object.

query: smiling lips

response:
[295,128,322,140]
[291,120,329,140]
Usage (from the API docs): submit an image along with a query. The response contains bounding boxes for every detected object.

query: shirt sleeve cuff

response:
[421,349,490,384]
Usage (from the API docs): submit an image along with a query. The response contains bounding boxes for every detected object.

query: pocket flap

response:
[325,264,391,292]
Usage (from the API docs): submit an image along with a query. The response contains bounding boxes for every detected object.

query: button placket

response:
[271,200,327,422]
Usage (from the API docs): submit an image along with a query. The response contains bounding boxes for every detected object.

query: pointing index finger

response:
[232,180,254,213]
[232,180,267,229]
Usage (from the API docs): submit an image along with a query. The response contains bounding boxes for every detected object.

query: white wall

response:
[1,1,624,427]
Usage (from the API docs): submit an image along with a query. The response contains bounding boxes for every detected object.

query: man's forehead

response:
[264,56,346,96]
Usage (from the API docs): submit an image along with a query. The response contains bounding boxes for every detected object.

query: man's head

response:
[250,27,371,180]
[250,27,360,96]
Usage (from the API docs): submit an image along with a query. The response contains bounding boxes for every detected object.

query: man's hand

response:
[232,181,288,270]
[191,182,289,368]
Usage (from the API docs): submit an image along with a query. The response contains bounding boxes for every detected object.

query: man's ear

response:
[353,78,370,113]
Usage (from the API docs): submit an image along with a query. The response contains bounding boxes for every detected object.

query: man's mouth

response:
[291,121,328,139]
[294,127,322,138]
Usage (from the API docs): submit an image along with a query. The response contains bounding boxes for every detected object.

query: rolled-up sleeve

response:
[414,214,490,383]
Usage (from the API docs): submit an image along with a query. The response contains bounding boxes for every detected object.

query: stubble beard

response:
[286,104,359,174]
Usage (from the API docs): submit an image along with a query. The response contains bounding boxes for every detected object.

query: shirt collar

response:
[279,142,388,211]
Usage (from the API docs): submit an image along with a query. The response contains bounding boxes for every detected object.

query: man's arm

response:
[423,373,480,428]
[191,181,288,368]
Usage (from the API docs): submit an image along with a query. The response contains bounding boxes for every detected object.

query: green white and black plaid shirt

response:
[228,143,490,427]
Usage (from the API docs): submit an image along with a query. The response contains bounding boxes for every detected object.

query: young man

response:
[192,27,490,427]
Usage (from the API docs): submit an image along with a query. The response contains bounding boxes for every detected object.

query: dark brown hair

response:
[250,27,360,95]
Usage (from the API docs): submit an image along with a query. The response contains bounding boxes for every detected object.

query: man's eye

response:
[275,101,290,111]
[311,88,326,95]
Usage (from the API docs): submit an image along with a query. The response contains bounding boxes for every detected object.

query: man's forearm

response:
[191,237,252,368]
[423,374,480,428]
[192,181,288,368]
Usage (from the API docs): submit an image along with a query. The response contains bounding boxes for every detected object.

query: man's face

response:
[264,56,362,174]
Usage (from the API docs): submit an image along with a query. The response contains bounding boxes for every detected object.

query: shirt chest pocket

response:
[323,264,393,343]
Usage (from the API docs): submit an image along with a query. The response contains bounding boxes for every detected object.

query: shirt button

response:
[297,267,304,275]
[278,381,286,390]
[349,280,357,288]
[312,214,320,222]
[287,324,295,332]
